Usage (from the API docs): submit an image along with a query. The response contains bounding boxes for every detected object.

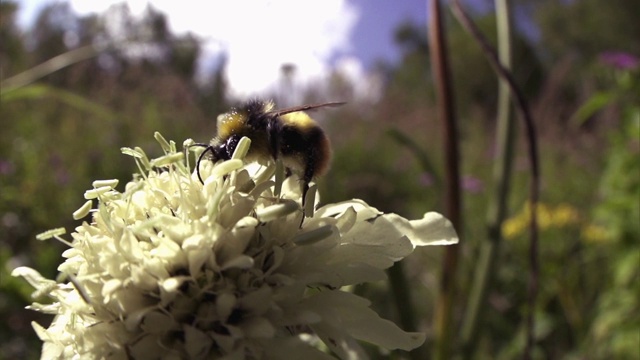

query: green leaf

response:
[387,128,442,187]
[571,91,617,126]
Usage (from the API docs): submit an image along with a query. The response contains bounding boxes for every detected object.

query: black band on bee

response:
[267,117,282,160]
[244,100,274,129]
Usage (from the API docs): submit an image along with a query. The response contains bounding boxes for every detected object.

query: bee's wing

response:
[268,102,345,117]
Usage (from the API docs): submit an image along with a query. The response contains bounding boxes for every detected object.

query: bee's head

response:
[216,99,275,138]
[243,99,274,115]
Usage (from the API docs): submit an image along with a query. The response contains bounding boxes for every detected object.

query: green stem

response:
[387,262,425,360]
[451,1,541,358]
[460,0,515,357]
[1,44,106,94]
[387,128,442,189]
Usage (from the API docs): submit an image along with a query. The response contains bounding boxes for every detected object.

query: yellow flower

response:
[502,202,582,239]
[552,203,581,227]
[581,224,613,243]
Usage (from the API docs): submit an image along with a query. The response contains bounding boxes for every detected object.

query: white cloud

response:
[65,0,361,99]
[333,55,383,102]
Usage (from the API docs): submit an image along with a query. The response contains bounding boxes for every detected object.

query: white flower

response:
[13,133,457,359]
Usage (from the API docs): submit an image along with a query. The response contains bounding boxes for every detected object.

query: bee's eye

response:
[209,143,227,161]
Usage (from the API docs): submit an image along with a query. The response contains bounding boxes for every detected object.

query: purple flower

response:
[419,172,434,187]
[462,175,484,194]
[598,51,639,70]
[0,160,15,175]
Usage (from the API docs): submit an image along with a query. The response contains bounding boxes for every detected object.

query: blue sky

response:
[340,0,428,67]
[12,0,496,99]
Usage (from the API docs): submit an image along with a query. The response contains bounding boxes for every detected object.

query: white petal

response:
[184,324,213,358]
[304,291,426,351]
[403,212,459,247]
[335,206,358,234]
[11,267,56,292]
[140,310,178,334]
[277,309,322,326]
[311,321,370,360]
[182,234,207,250]
[40,340,66,360]
[238,286,272,315]
[101,278,122,303]
[292,225,335,245]
[216,221,255,263]
[210,334,238,355]
[260,337,337,360]
[317,263,387,287]
[72,200,93,220]
[348,214,415,258]
[149,236,183,260]
[186,247,213,277]
[124,306,156,331]
[315,199,381,221]
[240,317,275,338]
[92,179,119,188]
[256,200,300,222]
[285,215,415,282]
[221,255,254,270]
[128,334,166,360]
[160,276,190,293]
[211,159,244,178]
[344,316,425,351]
[31,321,53,342]
[217,194,256,229]
[27,302,60,314]
[217,292,237,321]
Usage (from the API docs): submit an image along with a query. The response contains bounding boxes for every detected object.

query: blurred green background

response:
[1,1,638,359]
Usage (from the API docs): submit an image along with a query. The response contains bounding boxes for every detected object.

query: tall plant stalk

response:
[450,1,541,359]
[1,44,105,94]
[460,0,516,357]
[387,262,426,360]
[427,1,463,359]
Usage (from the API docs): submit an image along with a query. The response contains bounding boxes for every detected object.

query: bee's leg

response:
[299,163,316,227]
[267,119,281,161]
[195,146,214,184]
[190,143,210,148]
[299,182,308,229]
[195,137,238,184]
[298,210,306,228]
[302,181,310,208]
[189,143,210,183]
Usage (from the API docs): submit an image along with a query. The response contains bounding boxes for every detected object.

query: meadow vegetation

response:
[1,1,638,358]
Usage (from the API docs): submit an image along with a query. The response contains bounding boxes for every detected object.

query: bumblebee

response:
[195,99,342,203]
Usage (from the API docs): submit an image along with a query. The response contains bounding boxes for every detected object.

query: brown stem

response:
[428,1,463,359]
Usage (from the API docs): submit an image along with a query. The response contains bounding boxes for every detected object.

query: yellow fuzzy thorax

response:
[280,111,316,129]
[216,110,245,138]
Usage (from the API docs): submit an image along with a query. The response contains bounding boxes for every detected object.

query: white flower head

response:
[13,132,458,359]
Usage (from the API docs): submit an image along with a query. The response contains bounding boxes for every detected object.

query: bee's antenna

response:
[268,101,346,117]
[193,144,214,184]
